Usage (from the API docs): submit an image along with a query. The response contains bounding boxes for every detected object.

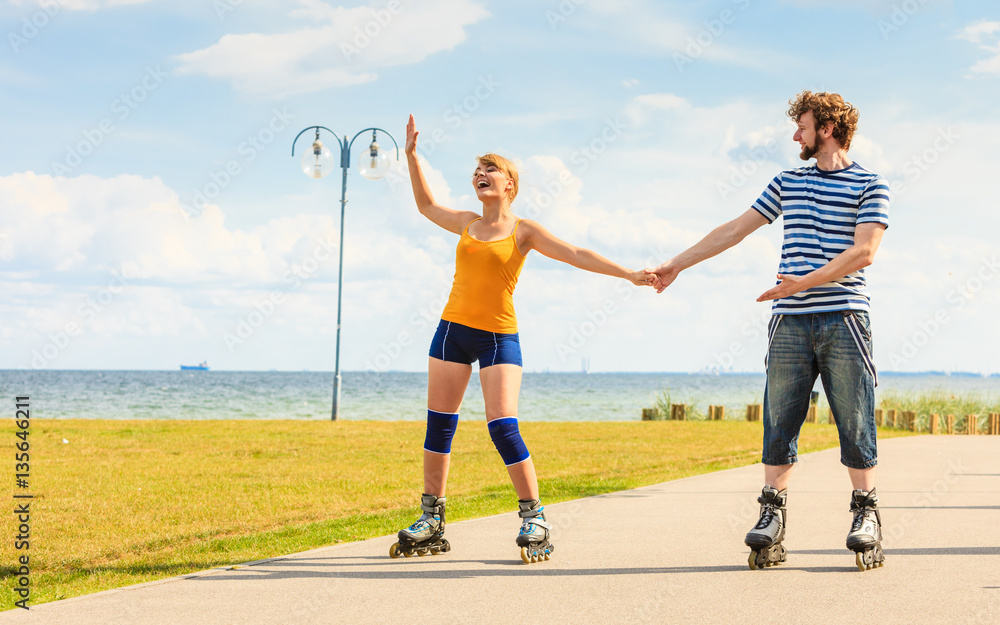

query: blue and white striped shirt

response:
[752,162,890,315]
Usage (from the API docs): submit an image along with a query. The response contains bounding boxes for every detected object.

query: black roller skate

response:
[516,499,553,564]
[745,486,787,570]
[847,488,885,571]
[389,494,451,559]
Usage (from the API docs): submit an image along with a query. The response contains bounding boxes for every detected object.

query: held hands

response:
[627,270,657,287]
[643,262,680,293]
[405,114,418,156]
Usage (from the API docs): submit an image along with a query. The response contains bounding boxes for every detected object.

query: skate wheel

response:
[748,550,759,571]
[429,546,440,555]
[389,543,401,559]
[417,548,429,556]
[403,549,414,558]
[855,551,867,571]
[543,552,550,561]
[520,547,531,564]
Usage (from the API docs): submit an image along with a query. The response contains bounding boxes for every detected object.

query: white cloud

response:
[956,20,1000,44]
[174,0,491,98]
[957,20,1000,77]
[11,0,153,9]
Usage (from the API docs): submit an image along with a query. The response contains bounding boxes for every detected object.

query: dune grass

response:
[877,390,1000,432]
[0,418,912,608]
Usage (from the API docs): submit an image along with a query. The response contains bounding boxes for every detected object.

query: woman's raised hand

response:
[405,114,419,156]
[628,270,657,287]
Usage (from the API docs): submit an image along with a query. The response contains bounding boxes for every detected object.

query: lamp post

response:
[291,125,399,421]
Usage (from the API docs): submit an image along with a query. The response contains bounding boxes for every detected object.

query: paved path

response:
[5,436,999,624]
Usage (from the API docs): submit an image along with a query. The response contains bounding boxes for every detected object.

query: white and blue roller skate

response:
[516,499,553,564]
[390,494,451,558]
[847,488,885,571]
[745,486,787,570]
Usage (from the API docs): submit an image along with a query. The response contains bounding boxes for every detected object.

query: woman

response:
[390,115,652,564]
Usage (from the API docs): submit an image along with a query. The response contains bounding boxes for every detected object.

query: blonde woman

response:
[389,115,652,564]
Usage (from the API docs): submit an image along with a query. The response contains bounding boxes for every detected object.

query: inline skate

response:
[847,488,885,571]
[389,494,451,558]
[516,499,553,564]
[745,486,787,570]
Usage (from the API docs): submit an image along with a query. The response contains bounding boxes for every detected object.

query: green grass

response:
[1,419,910,608]
[877,390,1000,432]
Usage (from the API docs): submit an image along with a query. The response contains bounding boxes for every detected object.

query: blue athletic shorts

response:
[429,320,522,368]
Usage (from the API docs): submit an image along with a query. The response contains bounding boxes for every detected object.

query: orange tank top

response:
[440,218,526,334]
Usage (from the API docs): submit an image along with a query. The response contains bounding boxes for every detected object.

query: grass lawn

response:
[1,418,912,608]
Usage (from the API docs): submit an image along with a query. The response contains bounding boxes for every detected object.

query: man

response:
[647,91,890,572]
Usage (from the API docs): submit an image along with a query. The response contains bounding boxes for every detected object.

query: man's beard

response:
[799,134,820,161]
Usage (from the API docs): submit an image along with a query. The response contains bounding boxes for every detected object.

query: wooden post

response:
[966,414,978,435]
[827,410,835,425]
[708,405,725,421]
[990,413,1000,436]
[806,405,817,423]
[642,408,661,421]
[946,414,954,435]
[930,413,940,435]
[904,411,916,432]
[671,404,687,421]
[746,404,762,422]
[887,409,897,428]
[874,409,883,427]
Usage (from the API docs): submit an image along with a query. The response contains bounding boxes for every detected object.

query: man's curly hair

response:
[787,91,859,150]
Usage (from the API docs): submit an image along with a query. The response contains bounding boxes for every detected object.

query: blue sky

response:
[1,0,998,373]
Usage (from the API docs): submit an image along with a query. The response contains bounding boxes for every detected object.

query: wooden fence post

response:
[827,410,835,425]
[806,405,817,423]
[874,409,883,427]
[903,411,916,432]
[946,414,954,435]
[671,404,687,421]
[746,404,762,422]
[642,408,661,421]
[966,414,978,435]
[708,405,725,421]
[990,413,1000,436]
[930,413,940,435]
[887,409,897,428]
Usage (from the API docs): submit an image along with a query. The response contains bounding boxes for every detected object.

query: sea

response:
[2,370,999,421]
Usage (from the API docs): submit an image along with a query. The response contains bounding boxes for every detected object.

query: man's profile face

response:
[793,110,821,161]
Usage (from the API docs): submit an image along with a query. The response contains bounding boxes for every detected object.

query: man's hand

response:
[644,263,681,294]
[757,274,808,302]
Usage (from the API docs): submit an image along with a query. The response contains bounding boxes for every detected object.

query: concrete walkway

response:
[6,436,999,625]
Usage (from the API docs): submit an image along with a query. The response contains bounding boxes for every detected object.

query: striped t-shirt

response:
[752,162,890,315]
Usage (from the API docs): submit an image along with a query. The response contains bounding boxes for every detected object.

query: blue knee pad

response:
[488,417,530,466]
[424,410,459,454]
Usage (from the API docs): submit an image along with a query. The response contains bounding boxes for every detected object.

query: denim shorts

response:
[762,311,878,470]
[429,320,523,368]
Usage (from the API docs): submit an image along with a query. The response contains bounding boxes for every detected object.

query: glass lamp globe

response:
[301,140,335,179]
[358,139,392,180]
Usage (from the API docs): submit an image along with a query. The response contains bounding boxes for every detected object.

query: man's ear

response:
[820,122,835,139]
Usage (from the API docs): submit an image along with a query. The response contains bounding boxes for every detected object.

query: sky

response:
[1,0,998,374]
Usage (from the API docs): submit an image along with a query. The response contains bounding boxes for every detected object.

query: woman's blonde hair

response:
[787,91,860,150]
[475,153,519,203]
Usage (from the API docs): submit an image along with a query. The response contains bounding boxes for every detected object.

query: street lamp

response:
[291,125,399,421]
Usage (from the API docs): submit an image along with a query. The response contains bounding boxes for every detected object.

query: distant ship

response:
[180,361,210,371]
